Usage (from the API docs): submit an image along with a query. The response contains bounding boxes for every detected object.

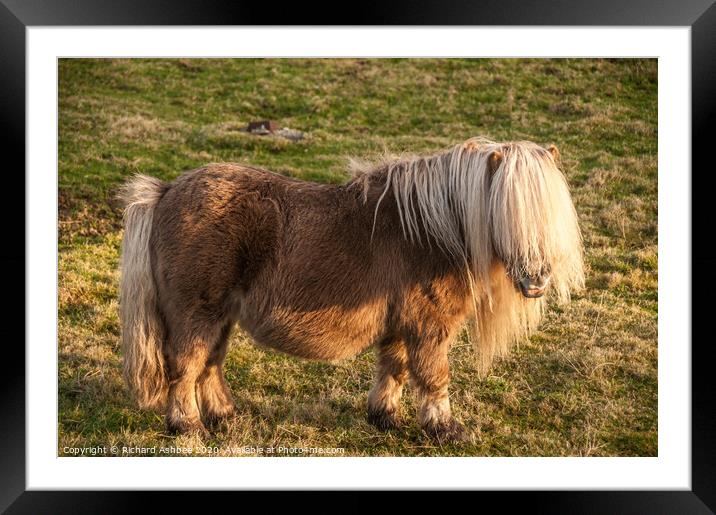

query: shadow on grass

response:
[59,348,363,439]
[58,350,164,438]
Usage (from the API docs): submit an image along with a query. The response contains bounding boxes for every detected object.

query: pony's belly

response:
[240,304,386,362]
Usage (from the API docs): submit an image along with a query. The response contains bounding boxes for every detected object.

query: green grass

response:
[58,58,657,456]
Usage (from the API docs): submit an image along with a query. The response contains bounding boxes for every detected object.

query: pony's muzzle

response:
[518,274,550,298]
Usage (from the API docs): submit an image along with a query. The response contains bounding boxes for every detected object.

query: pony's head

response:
[467,139,585,304]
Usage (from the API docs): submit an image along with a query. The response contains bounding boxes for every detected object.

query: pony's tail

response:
[118,174,168,411]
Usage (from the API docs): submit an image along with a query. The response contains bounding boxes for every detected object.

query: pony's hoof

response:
[166,417,208,437]
[204,406,237,429]
[367,407,402,431]
[423,419,469,444]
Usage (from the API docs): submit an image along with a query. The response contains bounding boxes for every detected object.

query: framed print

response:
[4,0,715,511]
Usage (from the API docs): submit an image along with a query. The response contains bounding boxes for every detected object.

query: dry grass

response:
[58,58,657,456]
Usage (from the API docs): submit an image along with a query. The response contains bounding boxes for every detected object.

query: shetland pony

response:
[118,138,584,441]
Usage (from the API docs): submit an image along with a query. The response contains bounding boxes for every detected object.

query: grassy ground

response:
[58,58,657,457]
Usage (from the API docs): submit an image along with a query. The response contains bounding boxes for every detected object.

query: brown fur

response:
[118,139,583,441]
[148,164,472,437]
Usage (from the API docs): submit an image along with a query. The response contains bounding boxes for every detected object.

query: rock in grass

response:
[247,120,304,141]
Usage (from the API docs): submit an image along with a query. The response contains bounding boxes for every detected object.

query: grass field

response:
[58,58,657,457]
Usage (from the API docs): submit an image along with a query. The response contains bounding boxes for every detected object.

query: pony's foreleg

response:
[367,338,409,430]
[407,333,467,443]
[196,322,236,427]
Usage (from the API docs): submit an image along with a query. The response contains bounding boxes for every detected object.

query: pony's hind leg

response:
[197,322,236,427]
[164,323,215,435]
[407,331,467,443]
[367,338,409,430]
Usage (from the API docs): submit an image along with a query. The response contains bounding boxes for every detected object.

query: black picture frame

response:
[3,0,714,512]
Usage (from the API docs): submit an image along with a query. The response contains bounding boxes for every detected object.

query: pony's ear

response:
[547,144,561,163]
[488,150,503,174]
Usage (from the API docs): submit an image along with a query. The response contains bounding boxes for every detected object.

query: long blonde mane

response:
[353,138,585,372]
